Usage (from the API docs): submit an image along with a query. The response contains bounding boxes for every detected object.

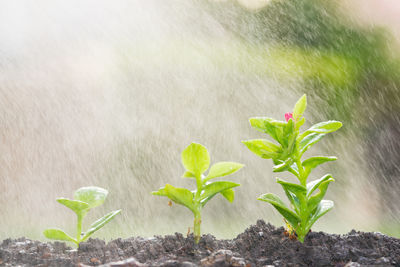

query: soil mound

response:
[1,220,399,266]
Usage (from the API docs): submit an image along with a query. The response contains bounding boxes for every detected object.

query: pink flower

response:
[285,112,293,122]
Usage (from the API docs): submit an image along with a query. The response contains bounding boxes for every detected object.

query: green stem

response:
[193,175,203,244]
[194,211,201,244]
[76,213,83,243]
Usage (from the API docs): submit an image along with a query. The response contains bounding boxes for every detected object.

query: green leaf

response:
[81,210,121,242]
[276,178,306,214]
[305,121,342,134]
[74,186,108,209]
[205,162,244,181]
[299,133,325,154]
[293,94,307,121]
[43,228,77,244]
[220,188,235,203]
[302,156,337,177]
[164,184,195,212]
[273,158,294,173]
[257,193,300,228]
[307,177,334,212]
[200,181,240,207]
[276,178,307,195]
[182,171,195,178]
[181,142,210,178]
[242,139,281,159]
[151,187,167,196]
[249,117,285,144]
[306,200,334,230]
[306,174,335,197]
[57,198,90,214]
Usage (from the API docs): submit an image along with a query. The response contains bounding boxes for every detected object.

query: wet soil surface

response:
[1,220,399,266]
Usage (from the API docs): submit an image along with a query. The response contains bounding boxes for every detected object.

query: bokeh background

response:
[1,0,400,240]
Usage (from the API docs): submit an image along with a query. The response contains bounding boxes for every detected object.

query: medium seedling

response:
[243,94,342,242]
[152,142,243,243]
[43,186,121,246]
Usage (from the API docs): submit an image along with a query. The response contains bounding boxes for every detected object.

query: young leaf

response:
[293,94,307,121]
[81,210,121,242]
[307,178,334,212]
[306,200,334,231]
[249,117,285,144]
[151,187,167,196]
[74,186,108,209]
[220,188,235,203]
[299,133,325,154]
[303,157,337,177]
[257,193,300,228]
[276,179,306,214]
[242,139,281,159]
[306,174,334,197]
[205,162,244,181]
[181,143,210,178]
[273,158,294,173]
[57,198,90,214]
[200,181,240,206]
[276,178,307,195]
[164,184,195,212]
[305,121,342,134]
[182,171,195,178]
[43,228,77,244]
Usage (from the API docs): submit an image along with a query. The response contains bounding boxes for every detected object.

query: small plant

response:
[243,94,342,242]
[43,186,121,246]
[152,142,243,243]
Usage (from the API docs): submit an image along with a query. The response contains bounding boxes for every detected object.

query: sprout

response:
[43,186,121,247]
[152,142,243,243]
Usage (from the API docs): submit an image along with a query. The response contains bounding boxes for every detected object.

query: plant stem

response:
[76,213,83,243]
[194,211,201,244]
[193,175,203,244]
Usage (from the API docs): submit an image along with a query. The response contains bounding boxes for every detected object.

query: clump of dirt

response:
[1,220,399,266]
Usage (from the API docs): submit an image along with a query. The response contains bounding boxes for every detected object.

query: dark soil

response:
[1,220,399,266]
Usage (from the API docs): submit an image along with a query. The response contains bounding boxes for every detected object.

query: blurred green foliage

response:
[204,0,400,124]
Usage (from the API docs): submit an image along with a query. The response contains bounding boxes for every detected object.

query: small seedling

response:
[43,186,121,246]
[243,94,342,242]
[152,142,243,243]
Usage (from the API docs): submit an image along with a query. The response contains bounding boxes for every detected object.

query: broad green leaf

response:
[276,178,306,215]
[273,158,294,172]
[295,117,305,130]
[81,210,121,242]
[257,193,300,228]
[151,187,167,196]
[164,184,195,212]
[306,174,335,197]
[182,171,195,178]
[181,143,210,178]
[307,178,334,212]
[299,133,325,154]
[306,200,334,230]
[43,228,77,244]
[276,178,307,195]
[57,198,90,214]
[303,157,337,177]
[220,188,235,203]
[205,162,244,181]
[242,139,281,159]
[249,117,285,144]
[293,94,307,121]
[74,186,108,209]
[305,121,342,134]
[200,181,240,206]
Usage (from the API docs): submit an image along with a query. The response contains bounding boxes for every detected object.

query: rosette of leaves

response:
[152,142,243,243]
[43,186,121,246]
[243,94,342,242]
